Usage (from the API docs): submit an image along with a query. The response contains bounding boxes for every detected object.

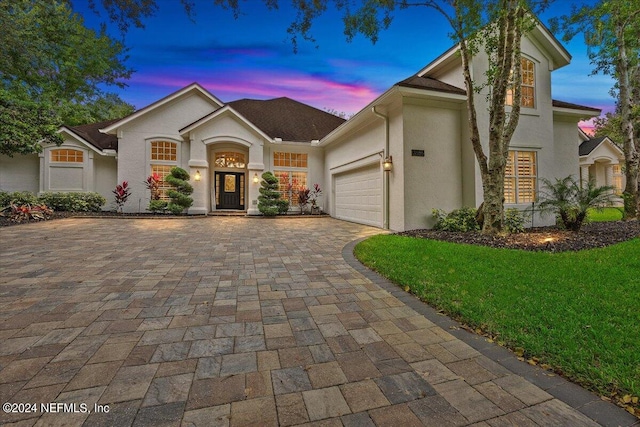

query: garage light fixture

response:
[383,156,393,172]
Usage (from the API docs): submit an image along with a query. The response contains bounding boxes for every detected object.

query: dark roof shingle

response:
[396,75,466,95]
[227,97,345,141]
[579,137,607,156]
[67,119,120,151]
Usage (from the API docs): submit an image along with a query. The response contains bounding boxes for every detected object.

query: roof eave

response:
[179,105,273,143]
[56,127,110,154]
[553,107,601,119]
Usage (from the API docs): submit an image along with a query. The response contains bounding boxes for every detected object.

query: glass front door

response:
[215,172,245,210]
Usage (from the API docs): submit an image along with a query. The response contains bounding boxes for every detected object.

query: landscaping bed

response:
[399,219,639,252]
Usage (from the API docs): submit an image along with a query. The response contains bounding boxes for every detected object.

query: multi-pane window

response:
[150,141,177,199]
[505,150,537,204]
[51,149,83,163]
[611,165,623,195]
[274,171,308,206]
[506,58,535,108]
[151,164,173,200]
[274,152,308,168]
[214,152,245,169]
[151,141,177,161]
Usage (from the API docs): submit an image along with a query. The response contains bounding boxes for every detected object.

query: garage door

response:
[334,164,383,227]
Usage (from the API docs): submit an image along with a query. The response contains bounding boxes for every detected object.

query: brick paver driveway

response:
[0,217,626,426]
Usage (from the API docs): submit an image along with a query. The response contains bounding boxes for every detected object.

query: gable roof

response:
[61,119,120,151]
[100,83,224,134]
[227,97,345,142]
[579,136,623,157]
[396,75,466,95]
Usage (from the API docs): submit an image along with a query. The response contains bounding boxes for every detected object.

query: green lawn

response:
[587,207,624,222]
[355,235,640,402]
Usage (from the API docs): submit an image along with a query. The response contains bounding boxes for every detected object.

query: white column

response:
[605,165,613,187]
[188,135,209,215]
[580,165,590,188]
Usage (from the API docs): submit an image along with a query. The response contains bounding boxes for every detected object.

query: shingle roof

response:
[227,97,345,141]
[66,119,120,151]
[579,137,607,156]
[552,99,601,112]
[396,75,466,95]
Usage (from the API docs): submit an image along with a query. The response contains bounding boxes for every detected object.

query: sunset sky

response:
[74,0,612,131]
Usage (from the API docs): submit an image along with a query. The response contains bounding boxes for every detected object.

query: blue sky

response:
[75,0,613,130]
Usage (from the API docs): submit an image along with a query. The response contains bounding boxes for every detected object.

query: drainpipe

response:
[372,106,390,230]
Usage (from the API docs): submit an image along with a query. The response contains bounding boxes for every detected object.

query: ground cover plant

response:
[587,207,624,222]
[354,227,640,414]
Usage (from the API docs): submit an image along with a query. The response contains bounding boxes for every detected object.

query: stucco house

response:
[0,21,602,231]
[578,129,625,195]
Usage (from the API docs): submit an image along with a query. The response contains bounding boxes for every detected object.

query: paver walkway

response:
[0,217,636,426]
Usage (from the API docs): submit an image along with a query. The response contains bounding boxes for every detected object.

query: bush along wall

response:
[0,191,106,212]
[165,167,193,214]
[258,171,288,216]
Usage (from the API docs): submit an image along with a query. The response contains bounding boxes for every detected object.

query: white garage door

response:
[334,164,383,227]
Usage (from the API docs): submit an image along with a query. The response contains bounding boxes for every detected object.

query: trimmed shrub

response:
[258,171,282,216]
[432,207,480,232]
[148,200,168,213]
[277,199,290,215]
[165,167,193,214]
[38,192,106,212]
[0,191,38,207]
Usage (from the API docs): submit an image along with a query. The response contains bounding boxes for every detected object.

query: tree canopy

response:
[0,0,133,156]
[552,0,640,218]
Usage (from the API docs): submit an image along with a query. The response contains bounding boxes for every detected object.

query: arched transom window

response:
[51,149,83,163]
[151,141,177,161]
[215,152,245,169]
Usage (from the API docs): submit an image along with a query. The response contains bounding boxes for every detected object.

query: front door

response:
[215,172,244,210]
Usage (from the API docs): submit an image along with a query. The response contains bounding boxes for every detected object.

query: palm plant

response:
[538,176,615,231]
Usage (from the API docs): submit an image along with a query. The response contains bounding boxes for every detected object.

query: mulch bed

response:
[398,220,640,252]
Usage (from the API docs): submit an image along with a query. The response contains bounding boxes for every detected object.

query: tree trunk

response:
[616,17,639,219]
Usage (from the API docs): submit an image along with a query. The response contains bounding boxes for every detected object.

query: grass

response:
[587,207,624,222]
[354,235,640,402]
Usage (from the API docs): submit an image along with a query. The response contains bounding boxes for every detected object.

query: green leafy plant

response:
[165,167,193,214]
[538,176,615,232]
[432,207,480,232]
[37,192,106,212]
[258,171,282,216]
[504,208,529,233]
[277,199,290,215]
[148,200,168,213]
[0,191,38,207]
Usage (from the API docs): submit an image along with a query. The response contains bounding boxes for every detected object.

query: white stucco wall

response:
[0,154,40,194]
[115,93,218,212]
[402,99,463,230]
[323,115,386,224]
[93,155,118,210]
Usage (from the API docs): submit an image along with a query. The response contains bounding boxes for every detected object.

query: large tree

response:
[0,0,133,156]
[553,0,640,219]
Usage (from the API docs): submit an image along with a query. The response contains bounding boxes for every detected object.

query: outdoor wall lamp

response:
[253,173,260,183]
[383,156,393,172]
[194,170,201,181]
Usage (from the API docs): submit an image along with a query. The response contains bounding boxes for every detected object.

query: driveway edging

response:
[342,237,639,427]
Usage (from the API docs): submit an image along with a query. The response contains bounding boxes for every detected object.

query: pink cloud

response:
[128,70,382,114]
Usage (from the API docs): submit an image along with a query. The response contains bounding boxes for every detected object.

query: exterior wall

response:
[323,115,386,225]
[402,98,463,230]
[93,155,118,209]
[41,142,92,193]
[0,154,39,194]
[116,93,218,213]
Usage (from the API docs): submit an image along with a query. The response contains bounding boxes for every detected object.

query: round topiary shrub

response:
[258,171,284,216]
[165,167,193,214]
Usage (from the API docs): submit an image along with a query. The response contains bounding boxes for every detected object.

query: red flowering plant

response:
[145,173,161,200]
[113,181,132,213]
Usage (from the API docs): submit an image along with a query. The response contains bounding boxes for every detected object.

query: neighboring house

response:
[578,128,625,195]
[0,20,601,231]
